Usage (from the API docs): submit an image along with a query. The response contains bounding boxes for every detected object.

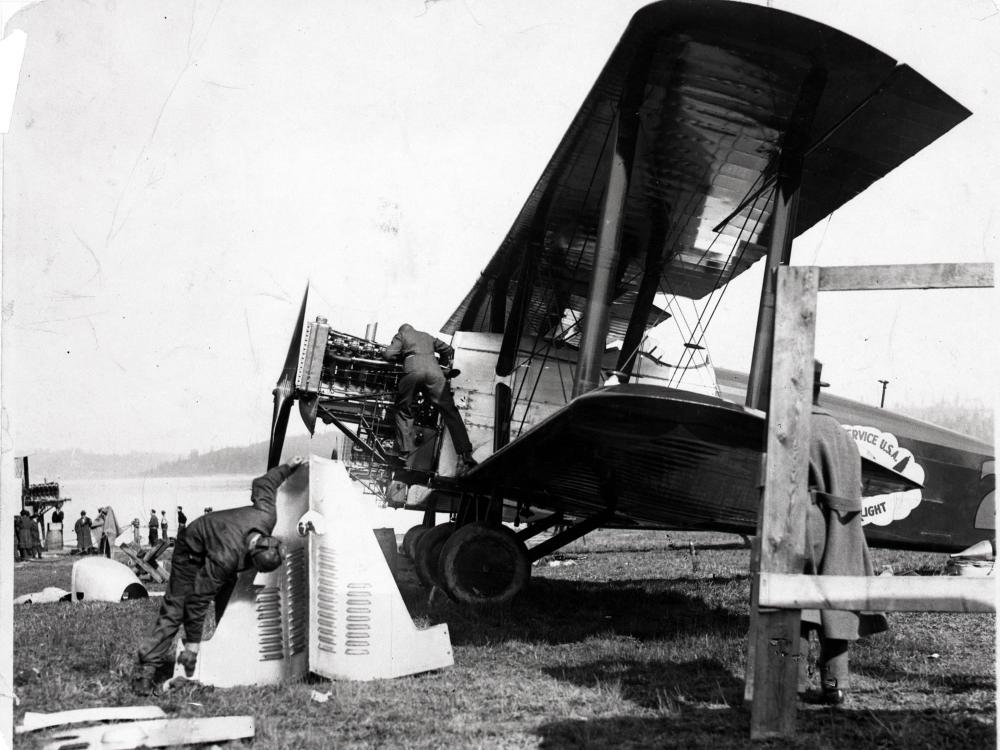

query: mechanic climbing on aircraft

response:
[131,457,306,695]
[382,323,477,473]
[799,361,888,705]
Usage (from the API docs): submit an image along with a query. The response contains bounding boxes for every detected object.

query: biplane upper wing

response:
[443,0,970,349]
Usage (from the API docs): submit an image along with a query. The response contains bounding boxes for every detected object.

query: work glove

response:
[177,648,198,677]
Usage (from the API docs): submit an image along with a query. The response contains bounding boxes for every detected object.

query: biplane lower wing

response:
[460,384,950,547]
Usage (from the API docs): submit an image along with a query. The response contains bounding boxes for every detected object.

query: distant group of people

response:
[13,502,67,560]
[14,503,195,562]
[146,507,188,547]
[14,510,43,561]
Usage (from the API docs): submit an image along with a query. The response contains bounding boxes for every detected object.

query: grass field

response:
[12,531,996,749]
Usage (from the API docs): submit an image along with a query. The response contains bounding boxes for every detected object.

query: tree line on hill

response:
[145,434,341,476]
[21,434,342,480]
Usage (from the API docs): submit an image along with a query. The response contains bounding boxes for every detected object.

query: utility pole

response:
[878,379,889,408]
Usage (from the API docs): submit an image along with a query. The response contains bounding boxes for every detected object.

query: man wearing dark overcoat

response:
[800,361,888,704]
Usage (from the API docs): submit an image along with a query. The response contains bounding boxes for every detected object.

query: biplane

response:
[267,0,994,607]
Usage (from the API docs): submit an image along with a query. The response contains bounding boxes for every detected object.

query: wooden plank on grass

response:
[17,706,166,734]
[759,573,996,613]
[750,265,818,740]
[818,262,993,291]
[40,716,254,750]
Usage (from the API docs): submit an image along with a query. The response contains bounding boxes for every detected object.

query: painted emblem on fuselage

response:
[844,425,924,526]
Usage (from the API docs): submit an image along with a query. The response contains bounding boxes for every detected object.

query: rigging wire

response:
[667,183,774,388]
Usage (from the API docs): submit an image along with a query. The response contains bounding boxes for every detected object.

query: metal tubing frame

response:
[526,509,617,562]
[515,512,565,542]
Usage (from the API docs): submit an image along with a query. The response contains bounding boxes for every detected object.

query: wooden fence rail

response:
[749,261,995,740]
[758,572,995,613]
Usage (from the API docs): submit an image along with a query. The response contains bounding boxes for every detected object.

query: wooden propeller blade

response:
[267,285,309,469]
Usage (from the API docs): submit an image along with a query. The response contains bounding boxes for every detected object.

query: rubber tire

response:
[413,522,455,590]
[401,525,428,559]
[438,522,530,607]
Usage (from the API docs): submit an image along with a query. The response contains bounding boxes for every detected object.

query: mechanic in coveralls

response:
[131,457,306,695]
[799,361,888,705]
[382,324,477,472]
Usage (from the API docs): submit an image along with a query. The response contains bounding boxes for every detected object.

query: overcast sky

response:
[2,0,997,456]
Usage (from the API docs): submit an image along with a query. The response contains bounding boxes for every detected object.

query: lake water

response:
[51,473,424,547]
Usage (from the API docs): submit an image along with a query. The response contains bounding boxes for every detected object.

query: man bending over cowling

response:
[131,457,306,695]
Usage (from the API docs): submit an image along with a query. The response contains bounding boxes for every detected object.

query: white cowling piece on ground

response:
[305,456,453,680]
[71,557,148,602]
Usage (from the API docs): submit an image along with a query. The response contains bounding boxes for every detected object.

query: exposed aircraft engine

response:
[275,310,442,499]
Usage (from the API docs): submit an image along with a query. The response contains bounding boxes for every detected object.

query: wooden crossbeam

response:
[818,262,993,291]
[759,572,995,613]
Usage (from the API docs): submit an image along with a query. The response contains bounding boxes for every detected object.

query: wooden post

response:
[743,533,762,703]
[750,266,818,739]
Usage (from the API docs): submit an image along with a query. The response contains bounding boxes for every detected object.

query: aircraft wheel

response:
[438,523,530,607]
[413,522,455,589]
[401,525,428,559]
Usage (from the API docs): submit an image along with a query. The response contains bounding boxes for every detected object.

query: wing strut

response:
[616,214,668,382]
[496,240,539,376]
[571,41,651,398]
[746,66,827,410]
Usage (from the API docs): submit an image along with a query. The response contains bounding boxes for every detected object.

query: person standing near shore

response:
[148,510,159,547]
[16,511,32,561]
[176,507,187,539]
[51,503,65,532]
[30,515,43,558]
[75,510,93,554]
[160,510,169,543]
[93,506,121,558]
